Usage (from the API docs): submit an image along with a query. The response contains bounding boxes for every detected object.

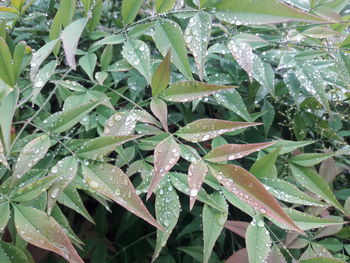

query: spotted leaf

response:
[160,81,237,102]
[246,219,271,263]
[103,111,139,136]
[14,204,84,263]
[209,163,304,235]
[188,160,208,210]
[147,136,180,199]
[176,119,260,143]
[228,38,254,81]
[204,141,275,163]
[0,139,8,168]
[82,163,163,230]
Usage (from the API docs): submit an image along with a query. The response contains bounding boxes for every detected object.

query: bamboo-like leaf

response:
[290,164,344,213]
[267,139,314,155]
[209,163,304,234]
[228,38,254,81]
[160,81,237,102]
[250,148,280,179]
[14,204,84,263]
[103,111,139,136]
[122,39,151,83]
[12,41,26,81]
[12,134,50,183]
[155,0,176,13]
[188,160,208,210]
[262,178,327,207]
[267,245,287,263]
[47,157,78,215]
[0,202,10,232]
[150,98,168,132]
[176,119,260,143]
[246,219,271,263]
[151,50,171,96]
[61,17,89,70]
[0,241,28,263]
[79,53,97,81]
[0,138,9,168]
[32,60,58,102]
[154,19,192,79]
[147,136,180,199]
[76,135,140,159]
[204,141,275,163]
[203,192,228,263]
[42,100,102,133]
[299,258,345,263]
[225,248,249,263]
[30,39,60,80]
[0,37,15,87]
[224,220,249,238]
[82,163,163,230]
[153,180,180,261]
[121,0,143,25]
[214,0,327,25]
[290,152,336,167]
[184,12,211,81]
[0,89,18,153]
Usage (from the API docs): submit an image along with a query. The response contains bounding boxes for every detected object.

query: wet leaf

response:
[225,248,249,263]
[32,60,58,102]
[121,0,143,25]
[122,39,151,83]
[290,164,344,213]
[47,157,78,214]
[103,111,139,136]
[228,38,253,81]
[209,163,304,234]
[76,135,140,159]
[161,81,237,102]
[12,41,26,81]
[224,220,249,238]
[61,17,89,70]
[79,53,97,81]
[154,19,192,80]
[42,100,102,133]
[155,0,176,13]
[151,50,171,96]
[153,179,180,261]
[184,12,211,81]
[250,147,280,179]
[0,37,15,87]
[0,202,10,232]
[267,245,287,263]
[203,192,228,263]
[14,204,84,263]
[204,141,274,163]
[290,152,336,167]
[147,136,180,199]
[150,98,168,132]
[299,257,345,263]
[0,138,9,168]
[246,219,271,263]
[0,241,28,263]
[82,163,163,230]
[12,134,50,184]
[188,160,208,210]
[267,140,314,155]
[176,118,260,143]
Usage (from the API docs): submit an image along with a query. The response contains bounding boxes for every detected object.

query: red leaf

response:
[188,160,208,210]
[225,248,249,263]
[224,220,249,238]
[150,98,169,132]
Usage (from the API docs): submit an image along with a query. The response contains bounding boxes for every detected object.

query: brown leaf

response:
[225,248,249,263]
[224,220,249,238]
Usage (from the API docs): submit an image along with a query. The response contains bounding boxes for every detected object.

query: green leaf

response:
[290,152,336,167]
[32,60,58,102]
[121,0,143,25]
[79,53,97,81]
[204,141,275,163]
[203,192,228,263]
[147,136,180,199]
[161,81,237,102]
[290,164,344,213]
[249,147,280,179]
[176,118,259,143]
[47,157,78,214]
[12,134,50,184]
[261,100,275,137]
[60,0,76,27]
[42,100,102,133]
[61,17,89,70]
[154,19,192,80]
[90,34,125,50]
[0,202,10,232]
[150,98,168,132]
[184,12,212,81]
[13,204,84,263]
[262,178,327,207]
[209,163,304,234]
[188,160,208,210]
[12,41,26,81]
[0,88,18,153]
[30,39,60,80]
[12,175,58,202]
[214,0,327,25]
[0,37,15,87]
[82,163,163,230]
[300,258,346,263]
[122,39,151,83]
[76,135,140,159]
[214,90,253,122]
[155,0,176,13]
[228,38,254,81]
[153,180,180,261]
[246,219,271,263]
[151,50,171,96]
[267,140,314,155]
[0,241,28,263]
